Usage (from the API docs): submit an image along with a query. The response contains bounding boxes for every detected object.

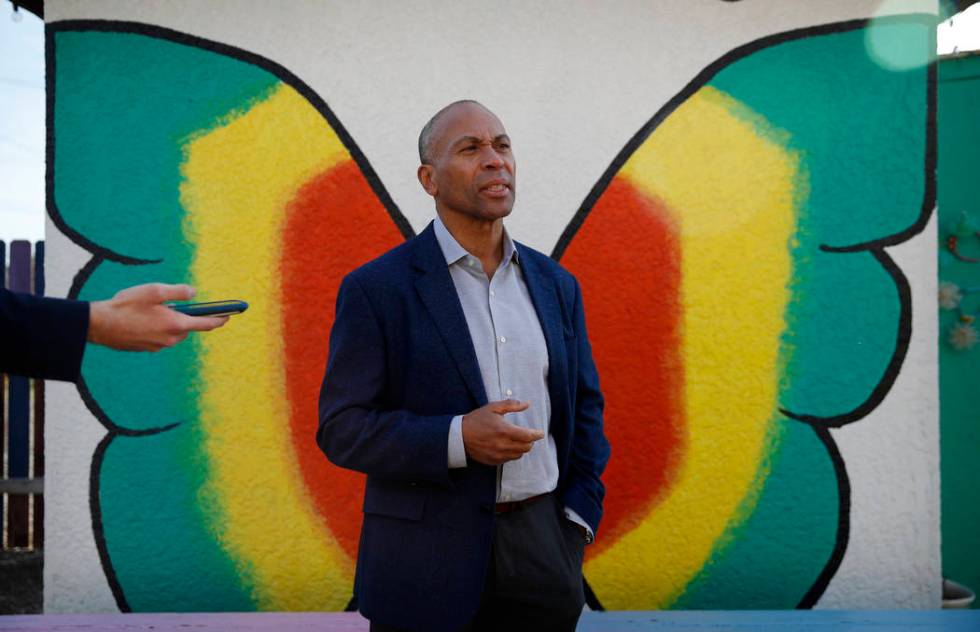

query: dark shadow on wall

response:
[0,550,42,614]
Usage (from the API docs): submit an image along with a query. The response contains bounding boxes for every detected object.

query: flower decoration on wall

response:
[938,280,980,351]
[949,320,979,350]
[939,281,964,310]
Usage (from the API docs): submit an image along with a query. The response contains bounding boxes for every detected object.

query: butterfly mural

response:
[48,14,934,613]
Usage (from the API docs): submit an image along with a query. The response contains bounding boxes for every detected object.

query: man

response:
[317,100,609,631]
[1,283,228,381]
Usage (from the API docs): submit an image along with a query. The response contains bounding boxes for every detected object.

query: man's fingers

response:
[463,400,543,467]
[179,315,230,332]
[119,282,195,303]
[500,423,544,443]
[489,399,530,414]
[474,437,540,465]
[153,283,197,303]
[498,443,537,462]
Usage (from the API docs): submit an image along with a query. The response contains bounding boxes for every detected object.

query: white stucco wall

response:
[43,0,940,612]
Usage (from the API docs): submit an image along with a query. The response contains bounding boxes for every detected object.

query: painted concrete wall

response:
[937,51,980,603]
[43,0,942,613]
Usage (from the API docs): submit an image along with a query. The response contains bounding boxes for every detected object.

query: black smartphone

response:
[169,300,249,317]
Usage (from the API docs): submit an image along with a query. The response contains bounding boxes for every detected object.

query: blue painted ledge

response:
[0,610,978,631]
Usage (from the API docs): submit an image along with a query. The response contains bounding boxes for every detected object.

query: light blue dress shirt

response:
[433,217,592,541]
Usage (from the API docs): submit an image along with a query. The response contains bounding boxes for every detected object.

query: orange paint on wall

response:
[560,176,685,558]
[281,161,405,560]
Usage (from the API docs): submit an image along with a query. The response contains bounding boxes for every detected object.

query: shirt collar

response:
[433,216,519,268]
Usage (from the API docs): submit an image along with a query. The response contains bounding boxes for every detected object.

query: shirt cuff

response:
[448,415,467,469]
[564,506,594,544]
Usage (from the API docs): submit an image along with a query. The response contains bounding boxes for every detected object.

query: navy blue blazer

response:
[1,288,88,381]
[317,222,608,631]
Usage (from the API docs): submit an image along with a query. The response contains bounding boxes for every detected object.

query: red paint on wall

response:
[282,161,405,560]
[559,176,685,559]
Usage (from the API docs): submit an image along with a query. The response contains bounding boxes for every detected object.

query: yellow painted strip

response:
[180,84,353,610]
[584,86,799,609]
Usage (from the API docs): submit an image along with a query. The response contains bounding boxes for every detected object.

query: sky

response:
[1,2,978,245]
[0,4,43,244]
[938,2,980,53]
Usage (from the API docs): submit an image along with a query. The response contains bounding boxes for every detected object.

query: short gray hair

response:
[418,99,486,164]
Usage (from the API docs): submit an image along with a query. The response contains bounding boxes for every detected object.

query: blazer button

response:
[480,502,493,513]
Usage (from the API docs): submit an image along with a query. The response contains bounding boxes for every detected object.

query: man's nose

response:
[481,147,505,169]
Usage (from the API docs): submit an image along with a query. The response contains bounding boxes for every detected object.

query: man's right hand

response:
[88,283,229,352]
[461,399,545,466]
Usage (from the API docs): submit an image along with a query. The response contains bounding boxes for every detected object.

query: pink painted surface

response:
[0,612,369,630]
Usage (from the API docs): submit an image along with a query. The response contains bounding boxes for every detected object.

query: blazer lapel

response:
[516,244,568,416]
[413,224,488,407]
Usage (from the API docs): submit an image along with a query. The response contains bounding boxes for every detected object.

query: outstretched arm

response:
[1,287,89,381]
[1,283,227,381]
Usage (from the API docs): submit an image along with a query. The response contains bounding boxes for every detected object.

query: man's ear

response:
[417,164,437,197]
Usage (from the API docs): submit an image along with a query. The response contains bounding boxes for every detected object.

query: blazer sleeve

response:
[0,288,89,382]
[560,277,610,536]
[316,274,454,486]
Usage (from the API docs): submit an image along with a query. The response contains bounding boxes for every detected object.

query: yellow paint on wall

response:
[584,86,799,609]
[180,84,353,610]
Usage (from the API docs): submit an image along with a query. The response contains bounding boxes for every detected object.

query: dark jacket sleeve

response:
[316,274,454,486]
[0,288,89,382]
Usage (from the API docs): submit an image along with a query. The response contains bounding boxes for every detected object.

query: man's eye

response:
[461,146,477,153]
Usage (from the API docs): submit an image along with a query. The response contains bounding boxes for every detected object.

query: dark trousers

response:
[370,493,586,632]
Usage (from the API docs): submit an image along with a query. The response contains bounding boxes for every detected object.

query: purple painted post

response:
[34,240,44,297]
[33,240,45,549]
[7,240,34,547]
[1,239,5,538]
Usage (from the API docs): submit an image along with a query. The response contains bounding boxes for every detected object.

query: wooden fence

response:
[1,239,45,550]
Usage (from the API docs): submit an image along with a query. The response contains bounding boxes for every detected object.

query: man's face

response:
[419,103,516,222]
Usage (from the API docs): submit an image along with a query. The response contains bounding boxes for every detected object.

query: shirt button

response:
[506,389,513,396]
[490,290,495,297]
[499,336,506,343]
